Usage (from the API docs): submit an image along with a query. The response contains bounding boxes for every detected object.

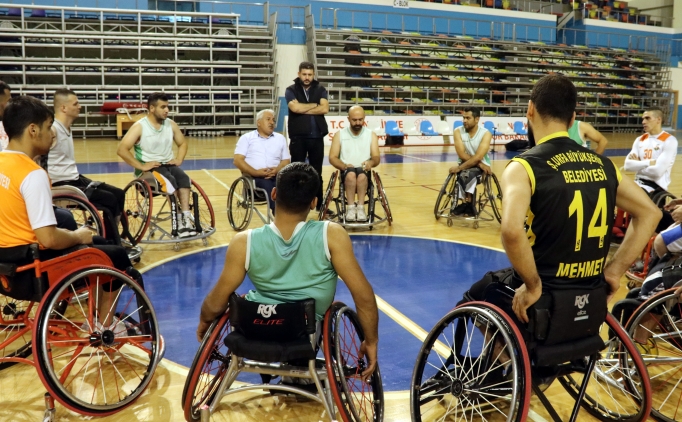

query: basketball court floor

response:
[2,131,679,421]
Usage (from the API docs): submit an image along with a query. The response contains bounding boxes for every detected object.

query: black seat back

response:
[0,244,46,302]
[228,294,316,343]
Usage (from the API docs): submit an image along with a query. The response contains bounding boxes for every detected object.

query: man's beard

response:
[351,125,363,132]
[527,125,536,148]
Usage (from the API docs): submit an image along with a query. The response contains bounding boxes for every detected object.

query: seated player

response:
[567,119,608,154]
[233,109,290,215]
[624,107,678,196]
[40,89,125,245]
[460,76,659,337]
[449,107,492,216]
[0,95,143,332]
[328,105,380,221]
[117,92,196,237]
[197,163,378,381]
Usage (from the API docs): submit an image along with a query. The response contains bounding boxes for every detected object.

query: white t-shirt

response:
[47,119,80,183]
[623,131,678,191]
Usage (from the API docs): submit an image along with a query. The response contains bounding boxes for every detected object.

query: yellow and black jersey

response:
[512,132,620,284]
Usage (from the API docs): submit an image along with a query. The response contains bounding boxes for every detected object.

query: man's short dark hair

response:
[148,92,169,108]
[529,75,577,127]
[298,61,315,72]
[0,80,10,93]
[276,162,320,213]
[461,107,480,119]
[646,107,664,120]
[4,96,54,140]
[53,88,77,109]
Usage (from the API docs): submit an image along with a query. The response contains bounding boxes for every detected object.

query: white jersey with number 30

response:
[624,131,677,192]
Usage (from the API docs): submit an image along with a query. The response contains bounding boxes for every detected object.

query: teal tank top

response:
[567,120,586,147]
[459,126,491,167]
[245,220,338,320]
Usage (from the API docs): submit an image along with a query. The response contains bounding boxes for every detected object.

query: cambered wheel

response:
[434,173,456,220]
[374,172,392,225]
[488,173,502,223]
[653,191,676,210]
[324,302,384,422]
[182,311,232,422]
[227,177,253,231]
[558,313,651,422]
[190,180,215,234]
[319,171,339,221]
[33,267,161,416]
[624,288,682,422]
[52,194,105,237]
[411,302,531,422]
[121,179,153,245]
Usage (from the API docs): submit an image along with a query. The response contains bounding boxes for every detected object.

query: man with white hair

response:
[234,109,291,214]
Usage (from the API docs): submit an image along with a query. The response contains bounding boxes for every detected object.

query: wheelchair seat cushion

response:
[224,331,316,362]
[228,294,317,343]
[533,334,605,367]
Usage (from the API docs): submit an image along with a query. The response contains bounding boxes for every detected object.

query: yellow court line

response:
[202,168,232,191]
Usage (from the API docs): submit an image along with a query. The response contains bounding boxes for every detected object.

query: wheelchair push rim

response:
[434,173,456,221]
[324,302,384,422]
[52,193,106,238]
[410,301,531,422]
[227,176,254,231]
[33,266,162,416]
[121,179,153,245]
[319,171,339,222]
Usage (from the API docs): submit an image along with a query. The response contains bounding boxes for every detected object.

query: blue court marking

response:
[141,235,509,391]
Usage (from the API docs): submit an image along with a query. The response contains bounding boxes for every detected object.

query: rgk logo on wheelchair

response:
[254,304,284,325]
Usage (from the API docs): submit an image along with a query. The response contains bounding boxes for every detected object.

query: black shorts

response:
[342,167,370,178]
[155,165,191,190]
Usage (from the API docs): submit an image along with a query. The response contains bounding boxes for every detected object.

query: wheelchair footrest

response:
[533,335,605,367]
[224,332,316,362]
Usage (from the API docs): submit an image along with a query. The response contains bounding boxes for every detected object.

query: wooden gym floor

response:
[2,131,678,421]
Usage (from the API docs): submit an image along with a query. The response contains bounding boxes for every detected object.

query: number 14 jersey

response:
[511,133,621,284]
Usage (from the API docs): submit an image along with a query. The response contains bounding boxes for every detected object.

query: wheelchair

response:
[121,172,216,251]
[318,170,392,230]
[411,282,652,422]
[51,185,144,263]
[182,294,384,422]
[0,244,162,421]
[226,174,273,231]
[434,171,502,229]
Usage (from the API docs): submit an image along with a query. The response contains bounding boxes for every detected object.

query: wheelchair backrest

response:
[228,294,316,343]
[0,244,47,302]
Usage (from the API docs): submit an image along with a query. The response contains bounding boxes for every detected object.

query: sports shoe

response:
[178,215,197,238]
[465,202,477,216]
[452,202,468,216]
[356,206,367,221]
[345,205,357,222]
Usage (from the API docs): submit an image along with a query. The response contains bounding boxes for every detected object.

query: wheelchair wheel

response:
[411,301,531,422]
[374,172,392,225]
[624,288,682,422]
[52,194,105,237]
[324,302,384,422]
[33,266,162,416]
[319,171,339,221]
[0,295,36,370]
[652,191,676,209]
[121,179,153,245]
[182,311,232,422]
[487,173,502,223]
[227,176,254,231]
[557,313,651,422]
[434,173,456,220]
[190,180,215,234]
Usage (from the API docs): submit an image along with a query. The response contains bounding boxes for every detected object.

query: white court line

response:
[202,168,231,191]
[394,153,439,163]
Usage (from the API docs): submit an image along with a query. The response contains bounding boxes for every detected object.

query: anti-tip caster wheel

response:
[174,243,180,252]
[447,218,453,227]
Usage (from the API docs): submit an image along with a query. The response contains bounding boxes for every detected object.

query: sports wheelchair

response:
[318,170,392,230]
[0,245,162,421]
[411,281,652,422]
[182,294,384,422]
[434,171,502,229]
[51,185,143,262]
[226,174,273,231]
[121,172,215,251]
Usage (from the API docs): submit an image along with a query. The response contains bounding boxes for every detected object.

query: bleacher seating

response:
[309,26,671,131]
[0,5,277,137]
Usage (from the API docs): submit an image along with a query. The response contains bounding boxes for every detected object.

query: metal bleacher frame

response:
[0,4,278,137]
[308,8,672,132]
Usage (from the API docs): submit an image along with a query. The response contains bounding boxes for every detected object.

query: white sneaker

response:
[184,214,197,236]
[177,215,189,238]
[356,206,367,221]
[345,205,356,222]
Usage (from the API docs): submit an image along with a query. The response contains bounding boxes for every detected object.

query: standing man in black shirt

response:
[285,61,329,212]
[462,74,660,323]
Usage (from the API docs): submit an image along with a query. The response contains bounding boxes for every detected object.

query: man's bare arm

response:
[582,122,608,154]
[458,131,491,171]
[328,132,347,171]
[327,223,378,379]
[170,120,188,165]
[197,232,248,340]
[34,226,93,250]
[367,132,380,168]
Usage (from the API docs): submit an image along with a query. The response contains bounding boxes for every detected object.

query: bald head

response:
[347,105,365,134]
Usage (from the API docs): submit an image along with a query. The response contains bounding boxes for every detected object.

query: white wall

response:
[274,44,308,97]
[625,0,674,22]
